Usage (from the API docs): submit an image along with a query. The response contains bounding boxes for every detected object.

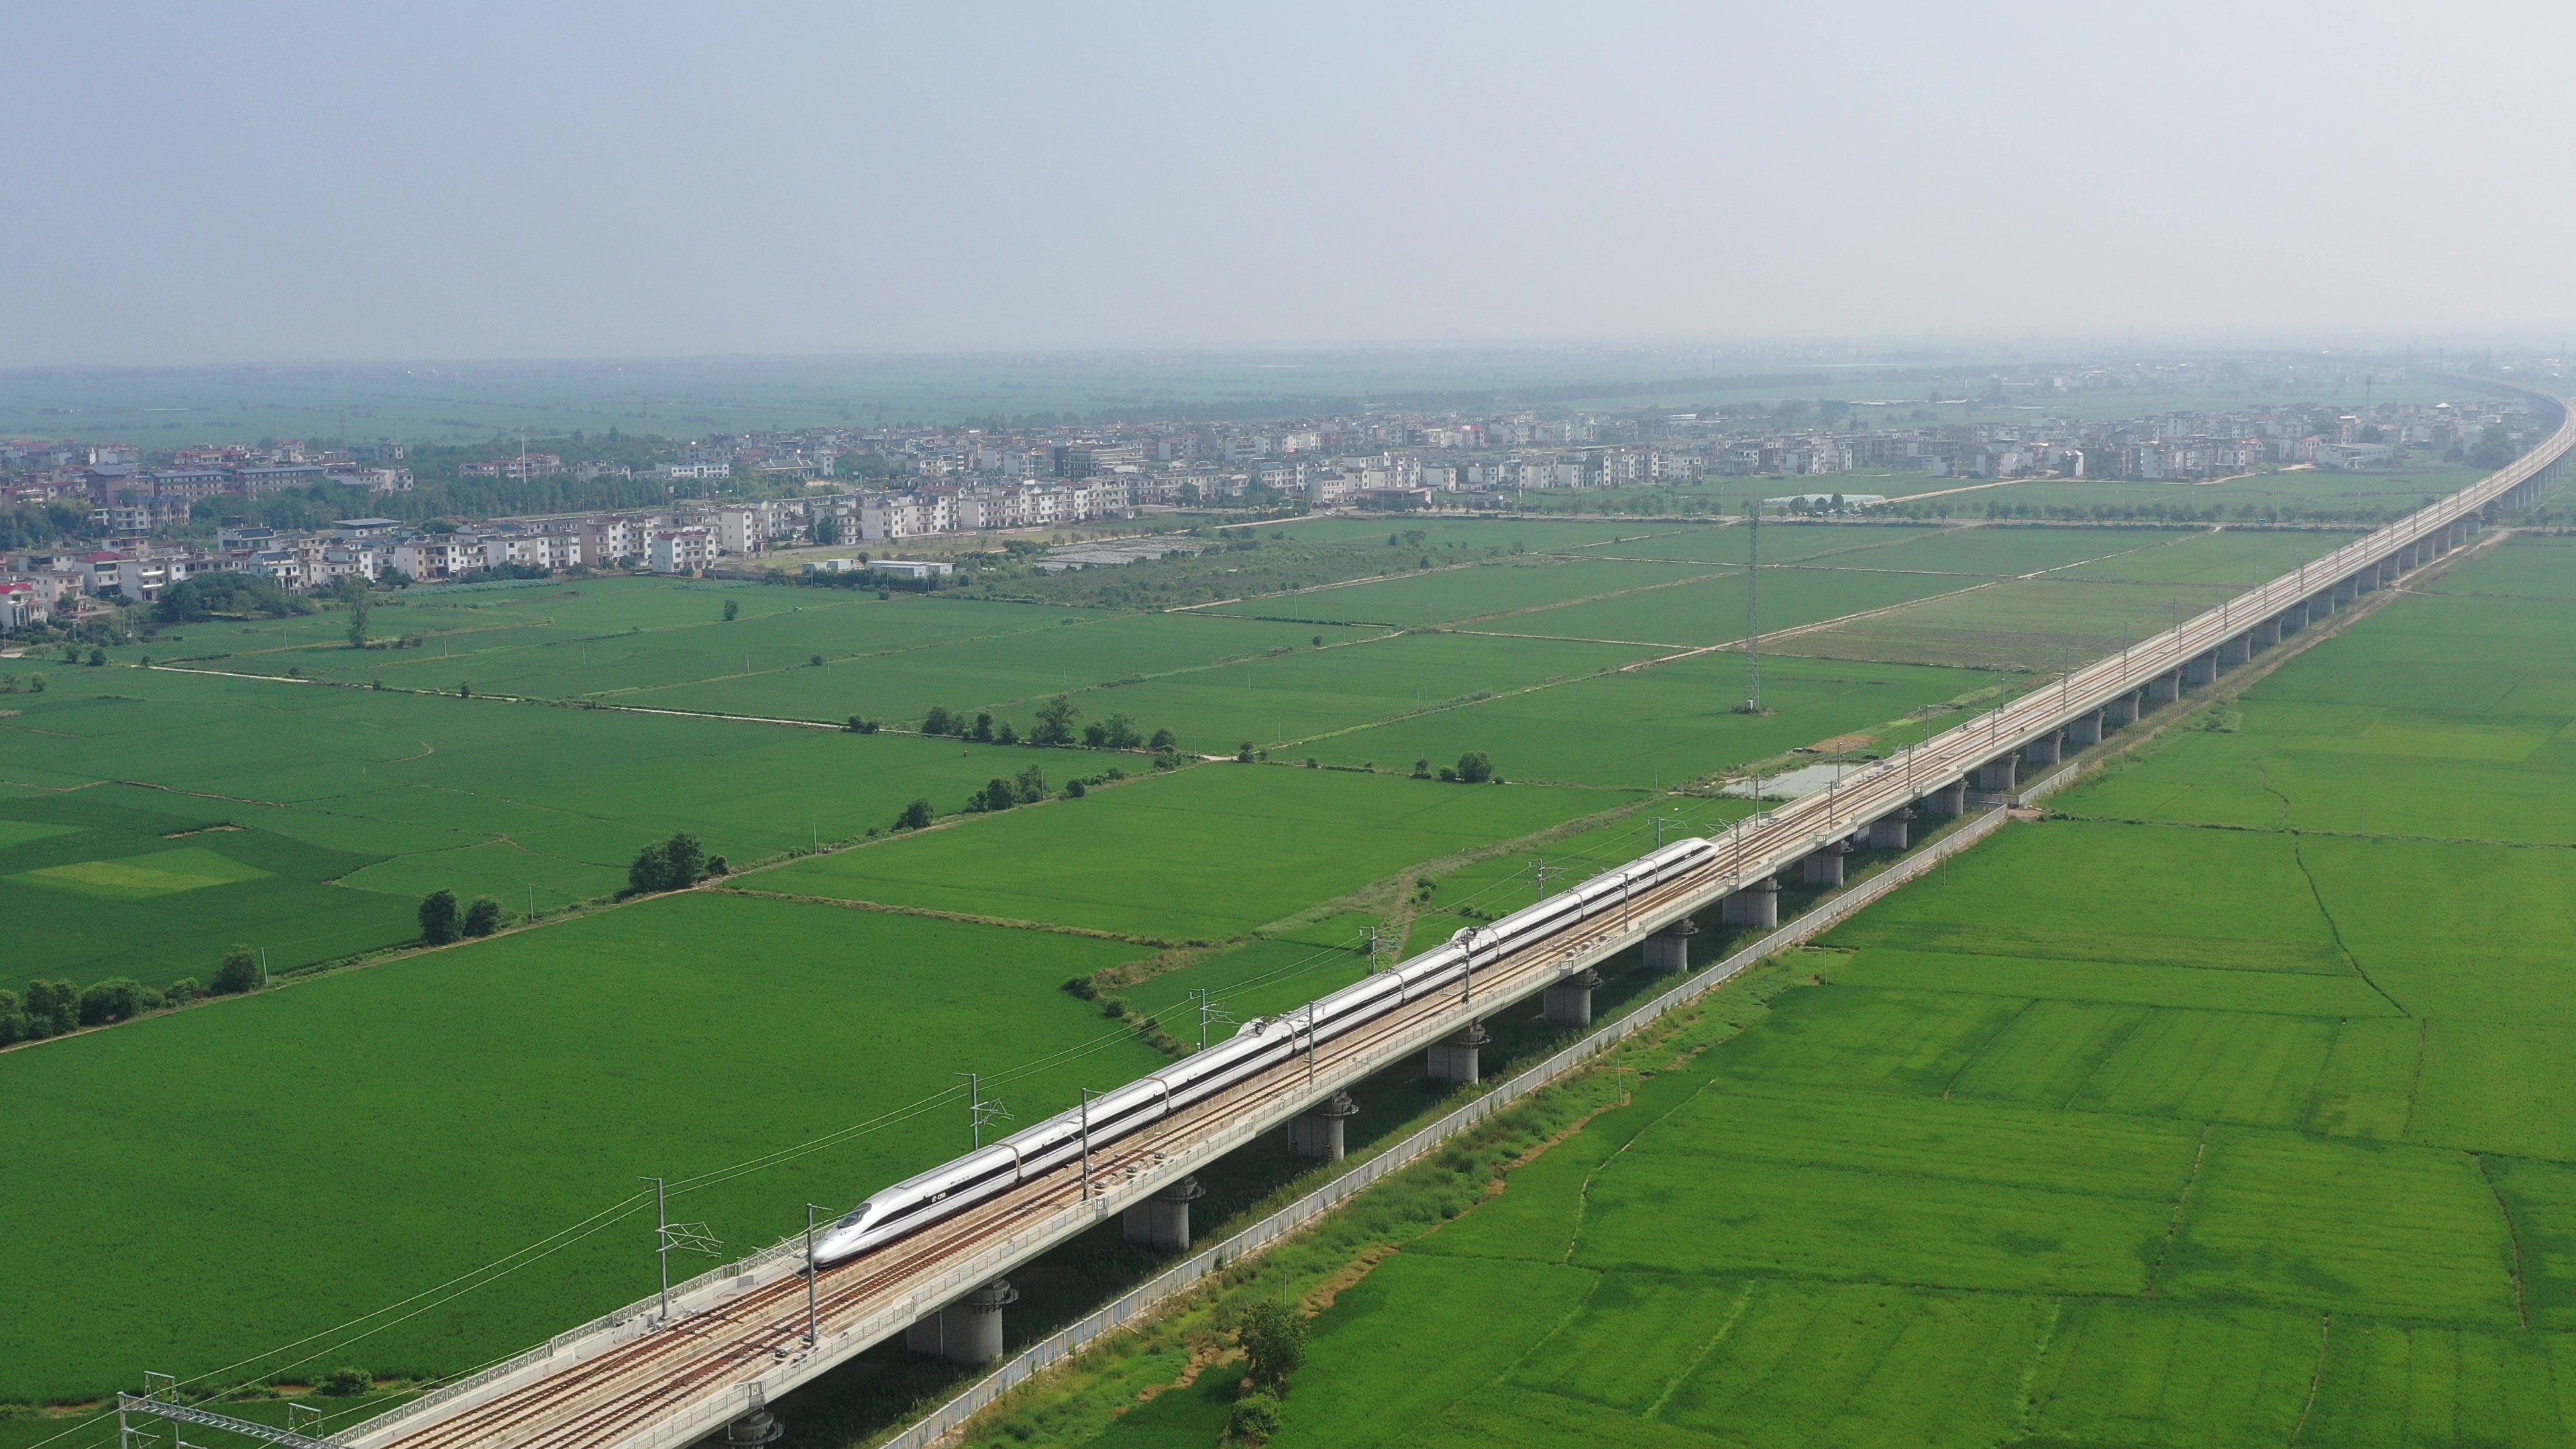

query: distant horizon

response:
[10,4,2576,368]
[1,335,2564,380]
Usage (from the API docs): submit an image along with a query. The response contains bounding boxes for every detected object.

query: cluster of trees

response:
[1224,1299,1311,1442]
[0,672,48,693]
[1444,751,1497,784]
[920,696,1177,754]
[0,945,264,1044]
[419,889,504,944]
[155,572,311,623]
[625,831,727,896]
[968,766,1051,813]
[0,499,92,551]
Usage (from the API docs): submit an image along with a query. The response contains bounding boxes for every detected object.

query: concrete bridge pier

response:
[1719,877,1780,929]
[1923,779,1970,817]
[719,1386,782,1448]
[2066,709,2103,747]
[2023,732,2062,768]
[2218,634,2249,667]
[1122,1176,1204,1250]
[2251,616,2282,649]
[1865,808,1914,851]
[2146,671,2181,705]
[1976,753,2020,792]
[1428,1022,1492,1085]
[2182,653,2217,688]
[906,1279,1019,1364]
[1802,840,1850,885]
[2280,602,2307,632]
[1290,1091,1360,1160]
[2104,691,2141,728]
[2334,578,2358,606]
[1643,918,1697,971]
[1544,968,1604,1026]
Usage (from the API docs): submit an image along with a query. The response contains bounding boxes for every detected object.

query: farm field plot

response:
[1778,575,2249,669]
[619,610,1375,727]
[1062,630,1652,756]
[2424,532,2576,600]
[2060,539,2576,844]
[1803,524,2194,578]
[0,892,1163,1404]
[0,665,1066,976]
[2047,526,2347,584]
[1278,517,1711,553]
[1309,651,1992,788]
[0,787,417,994]
[749,763,1638,942]
[1947,460,2492,519]
[201,588,1364,721]
[1148,527,2576,1449]
[1201,557,1728,627]
[157,575,920,682]
[1583,521,1939,565]
[1492,562,1978,647]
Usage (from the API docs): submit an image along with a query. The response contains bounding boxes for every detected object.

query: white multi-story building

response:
[390,537,478,580]
[714,507,765,556]
[650,527,713,574]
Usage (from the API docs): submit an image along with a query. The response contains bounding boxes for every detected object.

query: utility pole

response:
[1191,988,1233,1052]
[802,1202,828,1346]
[957,1072,1008,1149]
[1531,857,1564,900]
[1079,1088,1105,1201]
[640,1177,720,1324]
[1742,499,1764,713]
[1460,928,1477,1007]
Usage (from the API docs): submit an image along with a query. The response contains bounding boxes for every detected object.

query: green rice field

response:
[1011,527,2576,1449]
[9,511,2548,1447]
[0,894,1166,1405]
[748,764,1640,942]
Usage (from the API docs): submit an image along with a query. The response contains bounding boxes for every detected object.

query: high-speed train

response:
[813,834,1719,1263]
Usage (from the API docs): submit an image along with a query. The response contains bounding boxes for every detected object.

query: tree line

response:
[1,945,266,1044]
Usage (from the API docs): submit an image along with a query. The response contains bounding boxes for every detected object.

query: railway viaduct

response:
[123,389,2576,1449]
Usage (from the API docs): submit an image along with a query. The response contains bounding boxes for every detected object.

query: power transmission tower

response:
[957,1071,1010,1149]
[640,1176,721,1324]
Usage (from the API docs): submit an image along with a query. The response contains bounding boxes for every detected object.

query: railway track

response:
[345,388,2573,1449]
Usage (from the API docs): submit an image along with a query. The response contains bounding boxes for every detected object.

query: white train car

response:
[815,835,1717,1262]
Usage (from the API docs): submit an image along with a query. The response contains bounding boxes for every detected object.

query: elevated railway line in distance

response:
[158,387,2571,1449]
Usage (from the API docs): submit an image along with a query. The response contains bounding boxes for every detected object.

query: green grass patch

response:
[1205,557,1728,628]
[1311,651,1990,789]
[749,765,1635,941]
[12,843,270,898]
[1779,576,2248,670]
[2159,1130,2521,1325]
[0,892,1157,1403]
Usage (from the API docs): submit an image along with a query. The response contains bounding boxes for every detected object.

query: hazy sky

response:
[7,1,2574,366]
